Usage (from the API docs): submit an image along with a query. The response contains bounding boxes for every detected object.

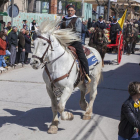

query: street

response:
[0,43,140,140]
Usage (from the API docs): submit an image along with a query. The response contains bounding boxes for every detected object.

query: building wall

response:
[83,3,93,21]
[3,13,57,30]
[4,0,28,13]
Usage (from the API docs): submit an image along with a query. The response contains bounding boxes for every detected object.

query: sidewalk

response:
[0,63,30,74]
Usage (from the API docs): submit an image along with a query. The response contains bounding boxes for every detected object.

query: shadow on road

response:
[66,63,140,120]
[0,108,64,132]
[1,63,139,139]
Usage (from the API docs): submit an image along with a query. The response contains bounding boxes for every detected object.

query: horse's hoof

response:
[67,112,74,120]
[69,113,74,120]
[61,112,74,120]
[83,115,91,120]
[47,125,58,134]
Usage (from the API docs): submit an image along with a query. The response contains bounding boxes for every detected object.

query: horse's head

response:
[95,28,104,44]
[126,24,132,37]
[30,33,54,69]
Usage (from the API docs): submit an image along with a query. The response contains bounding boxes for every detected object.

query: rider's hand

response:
[16,46,18,48]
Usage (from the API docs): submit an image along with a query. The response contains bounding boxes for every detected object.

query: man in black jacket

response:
[17,28,25,65]
[94,16,106,30]
[110,18,121,44]
[8,26,18,67]
[118,81,140,140]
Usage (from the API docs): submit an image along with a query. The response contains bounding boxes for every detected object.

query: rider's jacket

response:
[110,22,121,41]
[94,21,106,30]
[60,15,82,38]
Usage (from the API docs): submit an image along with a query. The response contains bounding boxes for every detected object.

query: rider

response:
[60,5,90,83]
[110,18,121,44]
[94,16,107,30]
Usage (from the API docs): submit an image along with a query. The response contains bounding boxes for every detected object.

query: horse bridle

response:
[32,35,75,97]
[32,36,54,63]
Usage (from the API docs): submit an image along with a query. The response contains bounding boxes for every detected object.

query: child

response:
[118,82,140,140]
[0,31,7,70]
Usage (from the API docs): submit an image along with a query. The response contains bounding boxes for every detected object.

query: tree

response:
[0,0,8,21]
[95,0,131,20]
[28,0,36,13]
[0,0,8,12]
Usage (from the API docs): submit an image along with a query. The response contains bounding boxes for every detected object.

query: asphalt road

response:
[0,44,140,140]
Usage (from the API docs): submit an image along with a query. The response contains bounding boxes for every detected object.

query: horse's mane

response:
[37,18,80,48]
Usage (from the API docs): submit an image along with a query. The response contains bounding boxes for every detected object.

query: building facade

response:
[76,0,140,20]
[4,0,28,13]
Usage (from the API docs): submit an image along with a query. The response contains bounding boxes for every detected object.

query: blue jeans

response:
[82,33,86,45]
[3,50,11,67]
[118,135,140,140]
[0,55,3,67]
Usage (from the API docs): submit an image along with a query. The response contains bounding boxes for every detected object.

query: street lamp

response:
[11,0,14,26]
[107,0,110,20]
[82,0,84,18]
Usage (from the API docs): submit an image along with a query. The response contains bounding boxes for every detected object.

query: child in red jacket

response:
[0,31,7,70]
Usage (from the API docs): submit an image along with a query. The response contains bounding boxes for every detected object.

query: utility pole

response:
[82,0,84,19]
[107,0,110,20]
[11,0,14,26]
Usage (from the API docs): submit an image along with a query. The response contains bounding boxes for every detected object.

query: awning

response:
[0,12,8,16]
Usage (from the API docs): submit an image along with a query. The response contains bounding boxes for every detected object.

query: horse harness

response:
[32,35,78,97]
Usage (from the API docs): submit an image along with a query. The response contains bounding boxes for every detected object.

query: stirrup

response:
[85,74,91,84]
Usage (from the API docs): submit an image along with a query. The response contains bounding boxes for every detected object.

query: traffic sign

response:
[7,4,19,18]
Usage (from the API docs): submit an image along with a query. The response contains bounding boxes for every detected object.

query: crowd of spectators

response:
[81,16,140,46]
[0,20,38,71]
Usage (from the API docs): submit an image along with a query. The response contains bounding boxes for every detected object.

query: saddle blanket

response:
[87,53,98,69]
[76,52,98,70]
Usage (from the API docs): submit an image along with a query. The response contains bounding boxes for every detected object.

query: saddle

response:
[68,46,91,87]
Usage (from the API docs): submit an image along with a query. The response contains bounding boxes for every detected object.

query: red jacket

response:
[0,38,7,55]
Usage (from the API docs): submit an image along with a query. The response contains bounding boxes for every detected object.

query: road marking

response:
[0,80,44,84]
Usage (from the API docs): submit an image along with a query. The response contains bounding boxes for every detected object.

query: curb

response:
[0,64,29,75]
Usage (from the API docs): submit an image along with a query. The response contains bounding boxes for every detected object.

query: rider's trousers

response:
[71,41,89,75]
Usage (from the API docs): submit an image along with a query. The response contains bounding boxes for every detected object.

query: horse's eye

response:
[44,43,46,45]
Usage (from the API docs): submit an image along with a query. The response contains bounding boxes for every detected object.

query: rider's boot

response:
[85,74,91,84]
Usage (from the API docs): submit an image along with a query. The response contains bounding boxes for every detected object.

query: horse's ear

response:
[90,27,95,33]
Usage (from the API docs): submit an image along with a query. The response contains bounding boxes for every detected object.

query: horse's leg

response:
[102,59,104,67]
[83,73,101,120]
[79,84,88,111]
[47,87,59,134]
[57,87,74,120]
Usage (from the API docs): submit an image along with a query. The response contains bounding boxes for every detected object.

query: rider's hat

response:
[66,4,75,10]
[99,16,103,19]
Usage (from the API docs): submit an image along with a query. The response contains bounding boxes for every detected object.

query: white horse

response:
[30,19,102,134]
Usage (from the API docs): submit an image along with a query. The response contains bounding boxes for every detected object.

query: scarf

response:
[111,22,118,25]
[134,100,140,108]
[64,15,77,19]
[98,21,104,23]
